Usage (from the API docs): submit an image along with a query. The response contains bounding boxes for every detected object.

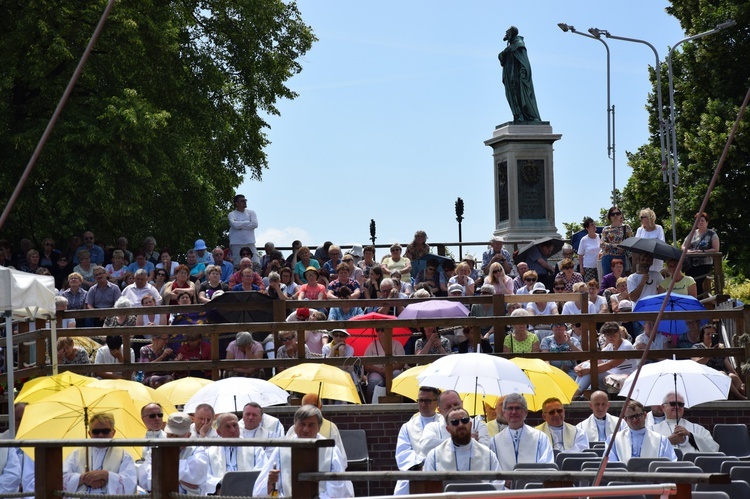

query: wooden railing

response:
[4,292,747,398]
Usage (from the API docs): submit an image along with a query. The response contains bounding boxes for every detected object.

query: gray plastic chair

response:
[682,451,725,463]
[562,456,601,471]
[694,456,741,473]
[720,460,750,474]
[513,462,558,489]
[220,470,261,496]
[691,492,730,499]
[340,429,371,496]
[444,482,496,492]
[695,480,750,497]
[648,460,698,472]
[730,465,750,486]
[713,424,750,458]
[555,450,597,468]
[626,456,670,472]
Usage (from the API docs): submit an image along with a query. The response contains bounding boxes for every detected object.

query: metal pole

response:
[4,312,13,437]
[590,28,676,242]
[558,24,616,199]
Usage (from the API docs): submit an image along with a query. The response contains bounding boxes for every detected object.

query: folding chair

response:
[513,462,558,489]
[339,429,372,496]
[220,470,261,496]
[626,457,670,473]
[444,482,496,492]
[682,451,725,463]
[694,456,741,473]
[712,424,750,458]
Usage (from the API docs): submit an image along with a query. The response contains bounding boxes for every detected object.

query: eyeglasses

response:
[281,336,295,342]
[449,417,471,426]
[240,253,250,257]
[666,401,685,408]
[332,333,347,338]
[625,412,645,421]
[504,406,525,412]
[44,242,54,247]
[545,408,564,415]
[640,215,649,219]
[146,413,164,419]
[524,278,536,282]
[554,286,565,291]
[91,428,113,436]
[417,398,436,404]
[343,259,353,263]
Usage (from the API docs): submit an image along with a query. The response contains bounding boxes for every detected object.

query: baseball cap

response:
[448,283,464,294]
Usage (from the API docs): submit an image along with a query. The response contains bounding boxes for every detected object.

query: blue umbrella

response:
[633,292,706,335]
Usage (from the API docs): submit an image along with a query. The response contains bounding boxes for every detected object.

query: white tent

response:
[0,266,56,436]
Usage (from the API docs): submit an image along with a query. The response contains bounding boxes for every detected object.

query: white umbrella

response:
[184,378,289,413]
[618,358,730,409]
[417,353,534,414]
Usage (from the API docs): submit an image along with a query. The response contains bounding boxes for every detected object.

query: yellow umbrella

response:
[155,377,214,407]
[509,357,580,411]
[71,336,103,358]
[16,371,95,404]
[17,385,146,460]
[269,363,361,404]
[89,379,178,416]
[391,365,498,417]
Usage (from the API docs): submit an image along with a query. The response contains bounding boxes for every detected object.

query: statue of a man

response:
[499,26,542,122]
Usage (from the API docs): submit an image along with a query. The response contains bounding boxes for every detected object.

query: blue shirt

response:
[217,261,234,283]
[73,244,105,265]
[126,261,155,275]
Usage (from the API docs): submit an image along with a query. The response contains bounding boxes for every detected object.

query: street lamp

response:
[558,23,616,202]
[588,27,677,244]
[667,20,736,186]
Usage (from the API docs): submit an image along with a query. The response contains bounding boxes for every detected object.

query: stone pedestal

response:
[484,122,562,243]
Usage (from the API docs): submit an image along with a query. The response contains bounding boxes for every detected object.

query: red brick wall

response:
[266,401,750,497]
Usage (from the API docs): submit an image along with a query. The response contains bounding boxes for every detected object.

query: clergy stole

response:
[613,429,663,462]
[74,448,125,492]
[278,445,334,496]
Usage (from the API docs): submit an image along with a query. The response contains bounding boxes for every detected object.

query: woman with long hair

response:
[486,262,513,295]
[599,206,633,276]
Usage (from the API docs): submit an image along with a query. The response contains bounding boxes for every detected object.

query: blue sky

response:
[240,1,688,255]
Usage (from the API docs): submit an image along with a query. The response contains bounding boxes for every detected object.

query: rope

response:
[52,492,141,499]
[0,493,34,498]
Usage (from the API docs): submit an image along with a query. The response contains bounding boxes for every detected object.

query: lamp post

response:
[558,23,616,202]
[667,20,735,187]
[588,28,677,245]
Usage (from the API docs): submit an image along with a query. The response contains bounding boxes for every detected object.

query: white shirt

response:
[228,209,258,245]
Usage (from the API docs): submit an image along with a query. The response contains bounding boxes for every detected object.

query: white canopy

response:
[0,266,56,319]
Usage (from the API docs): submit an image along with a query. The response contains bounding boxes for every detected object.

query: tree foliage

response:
[0,0,315,251]
[622,0,750,273]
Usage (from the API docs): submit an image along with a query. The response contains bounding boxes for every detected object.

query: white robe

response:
[239,413,285,439]
[138,446,209,493]
[487,419,508,437]
[423,439,503,489]
[0,430,33,493]
[285,418,347,464]
[63,447,137,495]
[535,422,589,452]
[394,412,439,495]
[575,414,622,443]
[252,434,353,498]
[652,418,720,453]
[420,415,490,456]
[205,444,267,494]
[0,446,21,493]
[608,427,677,463]
[489,425,554,471]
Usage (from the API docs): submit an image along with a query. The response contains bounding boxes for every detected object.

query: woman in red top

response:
[162,264,196,304]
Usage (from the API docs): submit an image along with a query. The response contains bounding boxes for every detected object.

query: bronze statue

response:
[499,26,542,122]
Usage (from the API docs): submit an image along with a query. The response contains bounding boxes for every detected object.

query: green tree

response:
[622,0,750,273]
[0,0,315,252]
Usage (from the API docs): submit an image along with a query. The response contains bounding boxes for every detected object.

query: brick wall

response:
[266,401,750,497]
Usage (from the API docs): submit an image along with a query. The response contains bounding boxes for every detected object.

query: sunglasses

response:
[449,417,471,426]
[524,278,536,282]
[281,336,295,342]
[667,401,685,408]
[146,413,164,419]
[332,333,347,338]
[545,408,564,415]
[91,428,113,436]
[625,412,645,421]
[493,270,501,274]
[611,211,622,216]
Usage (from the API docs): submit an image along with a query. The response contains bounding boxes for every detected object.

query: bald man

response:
[575,391,621,443]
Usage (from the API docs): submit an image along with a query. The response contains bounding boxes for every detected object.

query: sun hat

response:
[165,412,192,436]
[194,239,208,251]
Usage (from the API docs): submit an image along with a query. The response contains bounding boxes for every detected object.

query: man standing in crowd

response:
[73,231,104,265]
[228,194,259,267]
[576,390,621,443]
[535,397,588,451]
[394,387,441,495]
[482,235,512,275]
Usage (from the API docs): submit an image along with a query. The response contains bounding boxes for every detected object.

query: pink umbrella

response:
[346,312,412,356]
[398,300,470,319]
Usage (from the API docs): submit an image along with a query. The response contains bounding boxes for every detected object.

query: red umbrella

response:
[346,312,413,356]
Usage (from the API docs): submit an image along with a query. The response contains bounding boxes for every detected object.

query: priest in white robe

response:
[206,413,267,494]
[394,387,441,495]
[535,397,588,452]
[652,392,719,454]
[423,408,502,489]
[489,394,554,476]
[575,390,621,443]
[608,400,676,464]
[420,390,490,455]
[62,413,137,495]
[252,405,353,498]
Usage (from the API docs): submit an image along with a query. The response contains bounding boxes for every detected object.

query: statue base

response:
[484,122,562,245]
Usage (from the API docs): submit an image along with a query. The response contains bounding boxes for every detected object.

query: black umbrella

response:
[514,237,565,265]
[210,291,275,343]
[618,237,682,261]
